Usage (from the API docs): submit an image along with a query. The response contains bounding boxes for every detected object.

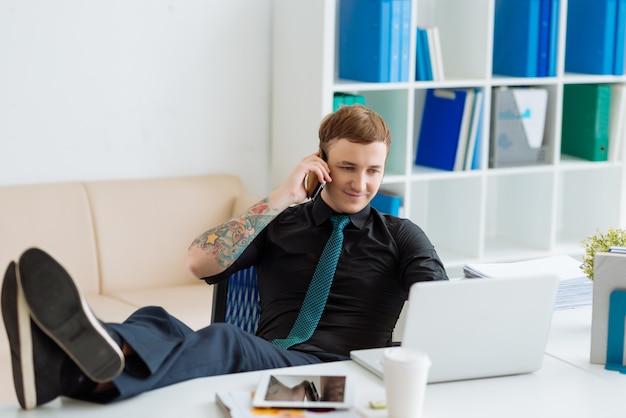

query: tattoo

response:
[190,198,279,268]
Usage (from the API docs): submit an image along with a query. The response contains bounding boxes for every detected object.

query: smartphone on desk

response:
[305,150,327,200]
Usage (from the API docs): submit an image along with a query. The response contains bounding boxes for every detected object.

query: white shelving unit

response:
[271,0,626,277]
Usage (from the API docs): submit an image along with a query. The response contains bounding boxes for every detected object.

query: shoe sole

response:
[18,248,124,383]
[2,261,37,409]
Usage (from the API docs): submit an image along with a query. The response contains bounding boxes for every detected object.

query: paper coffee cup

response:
[383,347,431,418]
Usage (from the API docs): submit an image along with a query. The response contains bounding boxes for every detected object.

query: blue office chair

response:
[211,266,260,334]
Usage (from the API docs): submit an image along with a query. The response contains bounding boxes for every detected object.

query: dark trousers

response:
[99,306,331,401]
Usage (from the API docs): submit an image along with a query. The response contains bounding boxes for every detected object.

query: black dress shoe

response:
[2,261,65,409]
[17,248,124,385]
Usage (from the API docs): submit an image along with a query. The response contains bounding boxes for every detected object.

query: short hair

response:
[317,104,392,158]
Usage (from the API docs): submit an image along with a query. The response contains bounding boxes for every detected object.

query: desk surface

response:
[2,307,626,418]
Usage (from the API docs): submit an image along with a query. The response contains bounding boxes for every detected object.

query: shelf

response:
[272,0,626,273]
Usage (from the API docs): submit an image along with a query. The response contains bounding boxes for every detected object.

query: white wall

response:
[0,0,272,195]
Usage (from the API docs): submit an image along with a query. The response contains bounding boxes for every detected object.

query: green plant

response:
[580,227,626,280]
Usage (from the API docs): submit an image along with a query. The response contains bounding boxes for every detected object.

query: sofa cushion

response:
[111,284,214,331]
[0,182,100,295]
[85,175,244,295]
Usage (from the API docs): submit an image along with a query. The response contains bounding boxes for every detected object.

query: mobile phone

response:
[306,174,325,199]
[305,150,327,200]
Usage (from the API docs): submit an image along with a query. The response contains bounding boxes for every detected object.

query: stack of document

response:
[463,255,592,310]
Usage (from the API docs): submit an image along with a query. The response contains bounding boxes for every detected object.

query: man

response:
[2,104,448,409]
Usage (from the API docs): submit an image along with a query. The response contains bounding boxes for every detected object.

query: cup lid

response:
[383,347,431,368]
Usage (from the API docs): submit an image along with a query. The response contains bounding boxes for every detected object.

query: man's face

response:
[320,138,386,214]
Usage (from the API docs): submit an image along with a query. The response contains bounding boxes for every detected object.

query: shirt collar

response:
[311,197,370,229]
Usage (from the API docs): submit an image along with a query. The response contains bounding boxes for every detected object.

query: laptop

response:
[350,274,559,383]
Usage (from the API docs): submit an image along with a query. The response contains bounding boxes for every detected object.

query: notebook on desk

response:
[350,274,559,383]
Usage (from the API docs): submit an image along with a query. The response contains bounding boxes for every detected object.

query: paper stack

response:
[463,255,592,310]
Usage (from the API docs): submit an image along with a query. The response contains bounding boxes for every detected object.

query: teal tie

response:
[273,214,350,349]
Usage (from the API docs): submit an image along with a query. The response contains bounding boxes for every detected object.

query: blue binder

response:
[565,0,617,75]
[548,0,560,76]
[615,0,626,74]
[415,89,469,171]
[398,0,411,81]
[493,0,541,77]
[389,0,401,82]
[338,0,392,82]
[537,0,551,77]
[371,191,402,216]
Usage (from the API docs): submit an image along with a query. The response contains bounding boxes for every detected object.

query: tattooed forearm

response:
[190,198,280,268]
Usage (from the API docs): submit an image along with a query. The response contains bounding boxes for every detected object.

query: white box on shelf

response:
[590,252,626,364]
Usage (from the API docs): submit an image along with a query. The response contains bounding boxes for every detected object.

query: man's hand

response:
[269,152,332,208]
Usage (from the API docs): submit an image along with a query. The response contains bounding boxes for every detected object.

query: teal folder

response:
[561,84,612,161]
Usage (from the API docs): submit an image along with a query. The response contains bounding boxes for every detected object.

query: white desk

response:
[1,308,625,418]
[547,306,626,388]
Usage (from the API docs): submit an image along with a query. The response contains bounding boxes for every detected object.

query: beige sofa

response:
[0,174,260,405]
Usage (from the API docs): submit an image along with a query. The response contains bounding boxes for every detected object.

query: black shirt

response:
[204,198,448,357]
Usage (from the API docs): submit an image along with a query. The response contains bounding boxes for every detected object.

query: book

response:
[493,0,541,77]
[547,0,560,76]
[464,90,485,170]
[338,0,391,82]
[417,27,433,81]
[370,189,403,216]
[470,101,485,170]
[561,83,612,162]
[565,0,618,75]
[454,89,476,171]
[615,0,626,74]
[426,27,444,81]
[425,28,438,81]
[215,391,362,418]
[398,0,411,81]
[537,0,551,77]
[389,0,411,82]
[415,89,470,171]
[389,0,401,82]
[415,27,427,81]
[489,87,548,168]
